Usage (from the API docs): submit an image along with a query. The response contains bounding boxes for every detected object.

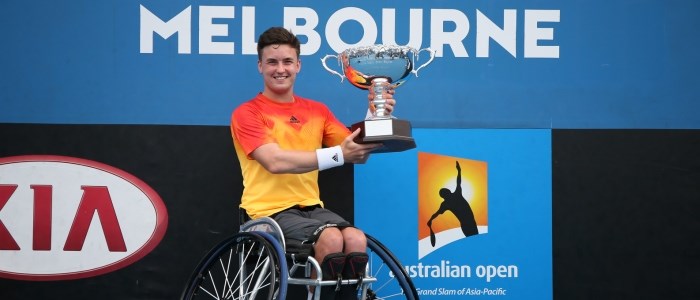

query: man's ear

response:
[257,60,262,73]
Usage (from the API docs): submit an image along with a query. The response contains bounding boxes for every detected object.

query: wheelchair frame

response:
[181,216,418,300]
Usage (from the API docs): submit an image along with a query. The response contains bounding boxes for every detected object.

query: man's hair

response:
[257,27,301,60]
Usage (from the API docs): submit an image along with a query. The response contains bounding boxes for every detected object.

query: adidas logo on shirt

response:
[289,116,300,123]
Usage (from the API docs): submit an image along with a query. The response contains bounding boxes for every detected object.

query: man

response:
[230,27,395,300]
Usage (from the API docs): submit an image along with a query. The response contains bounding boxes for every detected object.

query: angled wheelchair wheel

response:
[363,234,419,300]
[181,231,288,300]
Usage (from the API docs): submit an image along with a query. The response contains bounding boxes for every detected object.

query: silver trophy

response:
[321,44,435,153]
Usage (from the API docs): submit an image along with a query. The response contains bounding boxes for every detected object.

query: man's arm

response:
[250,128,381,174]
[250,143,318,174]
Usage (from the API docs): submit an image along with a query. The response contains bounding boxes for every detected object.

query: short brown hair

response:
[257,27,301,60]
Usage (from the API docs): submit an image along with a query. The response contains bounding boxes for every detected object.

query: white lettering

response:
[524,9,560,58]
[199,6,234,55]
[476,9,517,57]
[285,7,321,56]
[138,5,560,59]
[326,7,377,52]
[430,9,470,57]
[381,9,424,50]
[475,264,519,282]
[140,5,191,54]
[241,6,257,55]
[404,262,518,282]
[404,260,471,278]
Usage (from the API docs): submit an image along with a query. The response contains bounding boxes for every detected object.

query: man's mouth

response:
[274,75,288,80]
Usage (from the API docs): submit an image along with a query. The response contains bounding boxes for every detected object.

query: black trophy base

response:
[350,118,417,153]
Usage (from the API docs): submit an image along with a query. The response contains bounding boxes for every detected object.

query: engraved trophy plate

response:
[321,45,435,153]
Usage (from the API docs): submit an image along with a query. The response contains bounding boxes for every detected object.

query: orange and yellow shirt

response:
[230,93,351,219]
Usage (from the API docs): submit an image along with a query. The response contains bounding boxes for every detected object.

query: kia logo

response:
[0,155,168,281]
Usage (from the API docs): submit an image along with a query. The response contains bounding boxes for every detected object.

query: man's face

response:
[258,44,300,98]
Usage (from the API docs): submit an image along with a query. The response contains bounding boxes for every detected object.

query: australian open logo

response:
[418,152,488,259]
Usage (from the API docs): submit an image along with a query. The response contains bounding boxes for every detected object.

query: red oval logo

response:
[0,155,168,281]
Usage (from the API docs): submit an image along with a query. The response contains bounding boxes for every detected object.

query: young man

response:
[230,27,396,299]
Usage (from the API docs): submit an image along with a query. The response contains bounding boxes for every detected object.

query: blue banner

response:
[2,1,699,128]
[356,129,552,299]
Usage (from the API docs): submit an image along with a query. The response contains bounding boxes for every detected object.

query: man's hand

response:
[341,128,382,164]
[368,82,396,114]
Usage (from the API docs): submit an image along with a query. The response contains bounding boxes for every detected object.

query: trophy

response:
[321,44,435,153]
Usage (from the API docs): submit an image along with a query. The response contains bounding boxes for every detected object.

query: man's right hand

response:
[341,128,382,164]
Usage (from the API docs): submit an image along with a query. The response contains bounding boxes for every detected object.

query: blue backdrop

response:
[356,129,552,299]
[2,1,699,299]
[2,0,699,128]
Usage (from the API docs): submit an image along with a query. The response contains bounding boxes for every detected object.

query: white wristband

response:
[316,145,344,171]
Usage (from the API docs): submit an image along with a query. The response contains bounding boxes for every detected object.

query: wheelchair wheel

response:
[363,234,419,300]
[181,232,288,300]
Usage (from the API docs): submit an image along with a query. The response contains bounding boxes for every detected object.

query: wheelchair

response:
[181,211,419,300]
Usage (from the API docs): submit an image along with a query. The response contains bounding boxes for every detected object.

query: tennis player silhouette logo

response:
[417,152,487,259]
[426,161,479,246]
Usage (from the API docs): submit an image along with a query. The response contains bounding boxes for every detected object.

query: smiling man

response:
[230,27,395,299]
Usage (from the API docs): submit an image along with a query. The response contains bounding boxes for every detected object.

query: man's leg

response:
[336,227,368,300]
[315,227,345,300]
[276,207,366,300]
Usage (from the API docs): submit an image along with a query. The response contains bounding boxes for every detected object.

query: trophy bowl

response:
[322,44,435,153]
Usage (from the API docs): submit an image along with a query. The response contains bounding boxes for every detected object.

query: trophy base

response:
[350,118,416,153]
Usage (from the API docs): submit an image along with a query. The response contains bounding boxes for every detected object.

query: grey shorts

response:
[273,205,352,243]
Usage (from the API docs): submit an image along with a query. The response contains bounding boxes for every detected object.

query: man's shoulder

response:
[237,94,262,107]
[233,96,263,114]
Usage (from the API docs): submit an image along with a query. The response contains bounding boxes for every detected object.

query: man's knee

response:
[319,227,343,242]
[342,228,367,251]
[316,227,344,253]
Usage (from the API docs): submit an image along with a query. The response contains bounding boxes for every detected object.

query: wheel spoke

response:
[182,232,286,300]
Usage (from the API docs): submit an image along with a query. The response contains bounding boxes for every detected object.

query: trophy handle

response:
[321,54,345,82]
[412,48,436,77]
